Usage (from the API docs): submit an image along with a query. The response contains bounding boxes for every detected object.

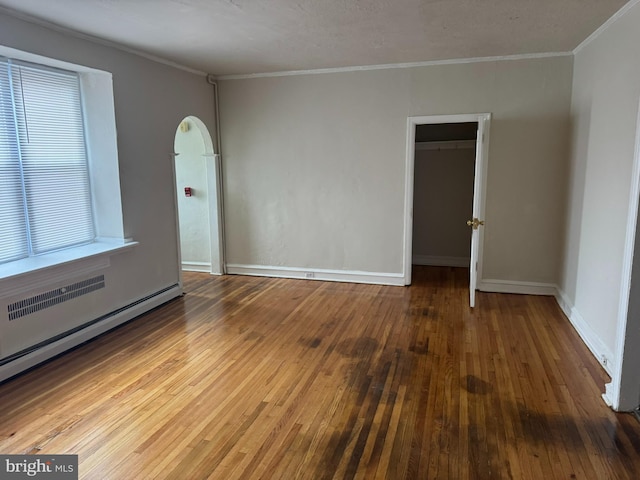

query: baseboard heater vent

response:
[8,275,106,321]
[0,283,179,369]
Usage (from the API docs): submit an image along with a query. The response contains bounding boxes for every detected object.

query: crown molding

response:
[217,52,572,80]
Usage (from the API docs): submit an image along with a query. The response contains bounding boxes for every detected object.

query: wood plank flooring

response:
[1,266,639,479]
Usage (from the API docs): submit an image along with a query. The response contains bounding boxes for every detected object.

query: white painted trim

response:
[0,284,182,383]
[173,117,225,283]
[204,154,220,274]
[602,383,615,407]
[182,261,212,273]
[403,113,491,293]
[169,152,184,290]
[412,255,470,267]
[478,279,557,296]
[218,52,572,80]
[573,0,640,55]
[225,264,404,286]
[607,97,640,411]
[404,118,417,285]
[554,287,614,376]
[211,154,226,275]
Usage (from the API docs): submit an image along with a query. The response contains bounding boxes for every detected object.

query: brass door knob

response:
[466,218,485,230]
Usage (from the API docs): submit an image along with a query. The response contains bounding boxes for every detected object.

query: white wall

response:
[219,56,573,283]
[559,1,640,409]
[0,11,215,369]
[175,120,212,271]
[412,147,474,264]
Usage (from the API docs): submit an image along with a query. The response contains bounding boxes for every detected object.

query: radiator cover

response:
[7,275,105,321]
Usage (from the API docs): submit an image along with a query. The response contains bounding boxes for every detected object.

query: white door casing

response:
[603,98,640,411]
[403,113,491,308]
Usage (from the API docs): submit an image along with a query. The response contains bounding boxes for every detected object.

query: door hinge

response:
[466,218,485,230]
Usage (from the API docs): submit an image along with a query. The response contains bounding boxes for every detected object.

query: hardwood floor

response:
[1,266,639,479]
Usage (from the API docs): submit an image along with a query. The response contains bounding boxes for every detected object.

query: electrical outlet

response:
[600,354,608,367]
[305,272,315,279]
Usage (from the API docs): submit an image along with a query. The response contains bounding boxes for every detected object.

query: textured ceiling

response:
[0,0,630,76]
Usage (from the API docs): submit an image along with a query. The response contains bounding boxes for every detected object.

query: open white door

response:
[404,113,490,308]
[468,115,490,307]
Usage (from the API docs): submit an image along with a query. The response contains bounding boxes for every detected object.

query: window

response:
[0,58,95,265]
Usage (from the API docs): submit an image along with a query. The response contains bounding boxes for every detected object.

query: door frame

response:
[172,116,225,282]
[604,98,640,411]
[403,113,491,295]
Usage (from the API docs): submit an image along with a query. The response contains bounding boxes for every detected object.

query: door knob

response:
[466,218,485,230]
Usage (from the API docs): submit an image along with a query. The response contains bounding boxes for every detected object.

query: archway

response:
[173,116,224,276]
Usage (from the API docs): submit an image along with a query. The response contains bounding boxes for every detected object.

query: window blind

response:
[0,59,95,264]
[0,61,28,263]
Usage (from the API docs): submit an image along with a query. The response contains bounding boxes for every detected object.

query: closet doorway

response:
[404,114,491,307]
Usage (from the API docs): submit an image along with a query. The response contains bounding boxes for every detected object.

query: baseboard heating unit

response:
[8,275,106,321]
[0,283,181,383]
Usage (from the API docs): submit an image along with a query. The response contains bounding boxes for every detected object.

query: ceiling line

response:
[216,52,573,81]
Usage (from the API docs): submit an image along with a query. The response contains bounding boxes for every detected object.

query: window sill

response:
[0,239,138,298]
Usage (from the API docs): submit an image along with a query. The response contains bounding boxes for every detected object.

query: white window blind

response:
[0,60,28,263]
[0,58,95,264]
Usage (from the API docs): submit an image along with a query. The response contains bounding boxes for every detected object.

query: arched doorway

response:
[173,116,224,276]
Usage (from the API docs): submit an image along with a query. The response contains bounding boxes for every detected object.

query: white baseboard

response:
[478,279,557,296]
[182,261,211,273]
[412,255,470,267]
[602,382,615,407]
[554,287,614,376]
[225,264,405,286]
[478,280,614,377]
[0,284,182,383]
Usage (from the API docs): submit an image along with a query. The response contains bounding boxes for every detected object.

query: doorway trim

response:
[172,115,225,279]
[403,113,491,291]
[604,97,640,411]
